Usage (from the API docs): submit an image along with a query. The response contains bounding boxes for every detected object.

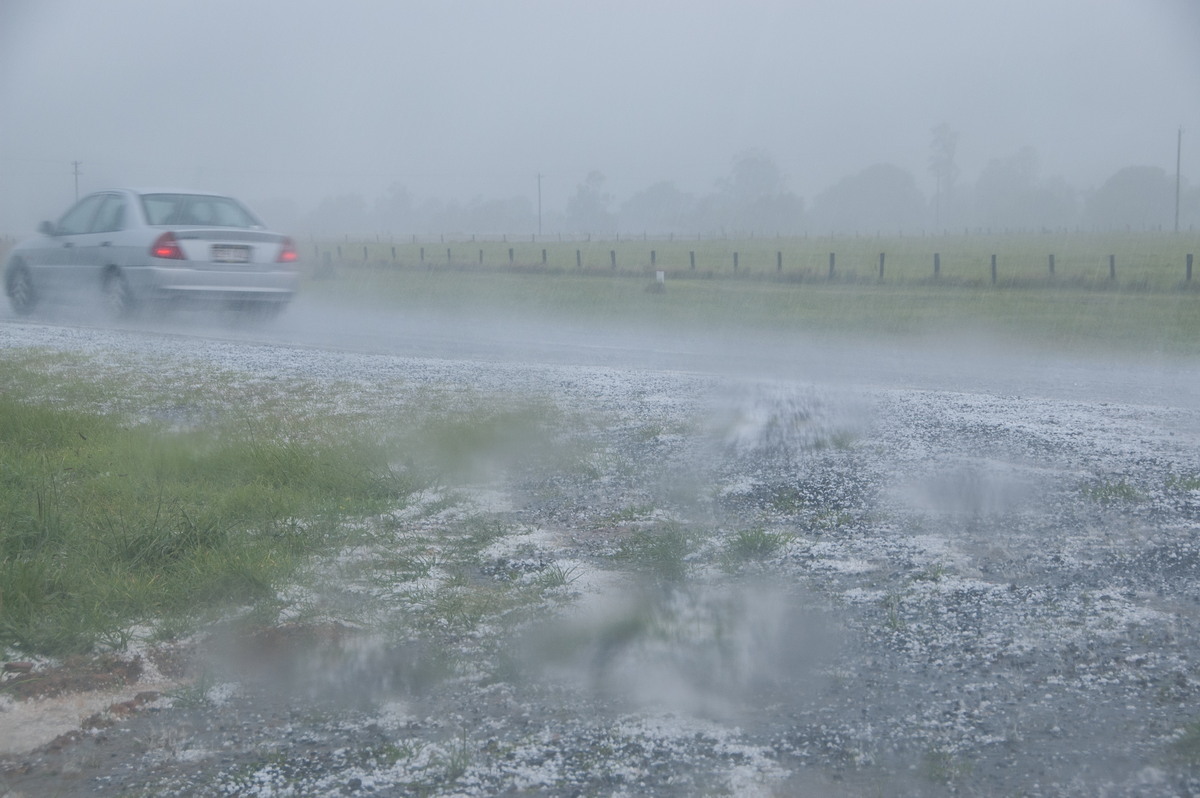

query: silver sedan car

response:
[4,189,300,318]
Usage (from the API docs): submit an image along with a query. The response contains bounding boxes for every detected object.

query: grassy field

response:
[313,231,1200,289]
[0,352,425,656]
[0,347,585,659]
[308,231,1200,355]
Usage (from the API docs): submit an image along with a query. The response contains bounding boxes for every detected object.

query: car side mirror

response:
[38,220,57,236]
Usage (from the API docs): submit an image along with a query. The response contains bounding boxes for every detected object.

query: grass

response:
[724,527,792,564]
[1081,477,1144,505]
[0,362,420,657]
[1166,472,1200,492]
[315,230,1200,288]
[305,231,1200,356]
[616,523,697,584]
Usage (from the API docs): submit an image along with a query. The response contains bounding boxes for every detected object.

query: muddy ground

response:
[2,308,1200,796]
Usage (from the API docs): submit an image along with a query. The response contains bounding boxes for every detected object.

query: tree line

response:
[289,129,1200,237]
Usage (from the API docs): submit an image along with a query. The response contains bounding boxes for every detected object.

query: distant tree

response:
[1025,176,1079,231]
[928,123,960,229]
[807,163,925,234]
[973,146,1038,230]
[709,149,804,233]
[719,148,787,204]
[1084,165,1175,231]
[565,171,616,234]
[619,181,696,234]
[970,146,1076,231]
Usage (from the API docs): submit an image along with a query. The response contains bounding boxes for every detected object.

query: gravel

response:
[2,313,1200,797]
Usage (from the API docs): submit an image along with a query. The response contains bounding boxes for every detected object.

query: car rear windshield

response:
[140,194,262,228]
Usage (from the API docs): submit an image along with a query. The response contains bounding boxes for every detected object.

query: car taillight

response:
[151,232,185,260]
[276,237,298,264]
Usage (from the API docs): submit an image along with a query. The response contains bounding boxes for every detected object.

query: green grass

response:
[314,231,1200,288]
[724,527,792,564]
[616,523,697,585]
[306,232,1200,355]
[1081,478,1144,505]
[0,366,420,657]
[0,349,604,658]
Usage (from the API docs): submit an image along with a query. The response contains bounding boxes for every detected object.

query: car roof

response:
[121,188,235,198]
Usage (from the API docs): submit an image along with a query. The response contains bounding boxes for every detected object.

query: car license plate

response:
[211,245,251,263]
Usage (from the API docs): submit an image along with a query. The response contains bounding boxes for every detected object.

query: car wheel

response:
[102,270,137,318]
[5,264,37,315]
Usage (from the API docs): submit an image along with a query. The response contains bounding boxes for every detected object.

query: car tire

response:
[102,269,137,319]
[5,263,37,315]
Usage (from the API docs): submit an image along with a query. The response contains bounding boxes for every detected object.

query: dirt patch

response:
[2,655,144,703]
[0,624,357,763]
[0,653,174,759]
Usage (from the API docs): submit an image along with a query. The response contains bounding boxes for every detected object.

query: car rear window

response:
[141,194,262,228]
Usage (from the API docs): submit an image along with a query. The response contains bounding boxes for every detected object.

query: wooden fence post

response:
[576,249,581,268]
[610,250,616,269]
[733,252,739,272]
[829,252,835,279]
[878,252,885,280]
[991,254,997,284]
[479,249,483,264]
[419,247,424,263]
[690,251,695,270]
[776,251,782,272]
[508,247,514,264]
[446,248,451,264]
[1049,253,1055,276]
[363,246,368,261]
[934,252,940,278]
[1109,254,1116,280]
[542,248,547,265]
[1188,253,1194,281]
[651,250,656,267]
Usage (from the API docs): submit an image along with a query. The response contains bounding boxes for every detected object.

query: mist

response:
[2,0,1199,234]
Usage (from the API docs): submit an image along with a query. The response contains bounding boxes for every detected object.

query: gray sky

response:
[2,0,1198,232]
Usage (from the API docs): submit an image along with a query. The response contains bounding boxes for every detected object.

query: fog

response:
[2,0,1199,235]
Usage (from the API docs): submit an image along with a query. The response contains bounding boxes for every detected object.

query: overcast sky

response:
[2,0,1198,232]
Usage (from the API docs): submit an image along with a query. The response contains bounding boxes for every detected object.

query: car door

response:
[63,193,128,301]
[39,193,107,296]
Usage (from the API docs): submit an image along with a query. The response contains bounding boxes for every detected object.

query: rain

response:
[2,2,1200,796]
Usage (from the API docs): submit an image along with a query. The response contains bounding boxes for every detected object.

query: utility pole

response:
[1176,127,1183,234]
[72,160,82,201]
[537,172,542,238]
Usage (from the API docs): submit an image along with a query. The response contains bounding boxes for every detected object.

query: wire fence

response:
[308,232,1200,292]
